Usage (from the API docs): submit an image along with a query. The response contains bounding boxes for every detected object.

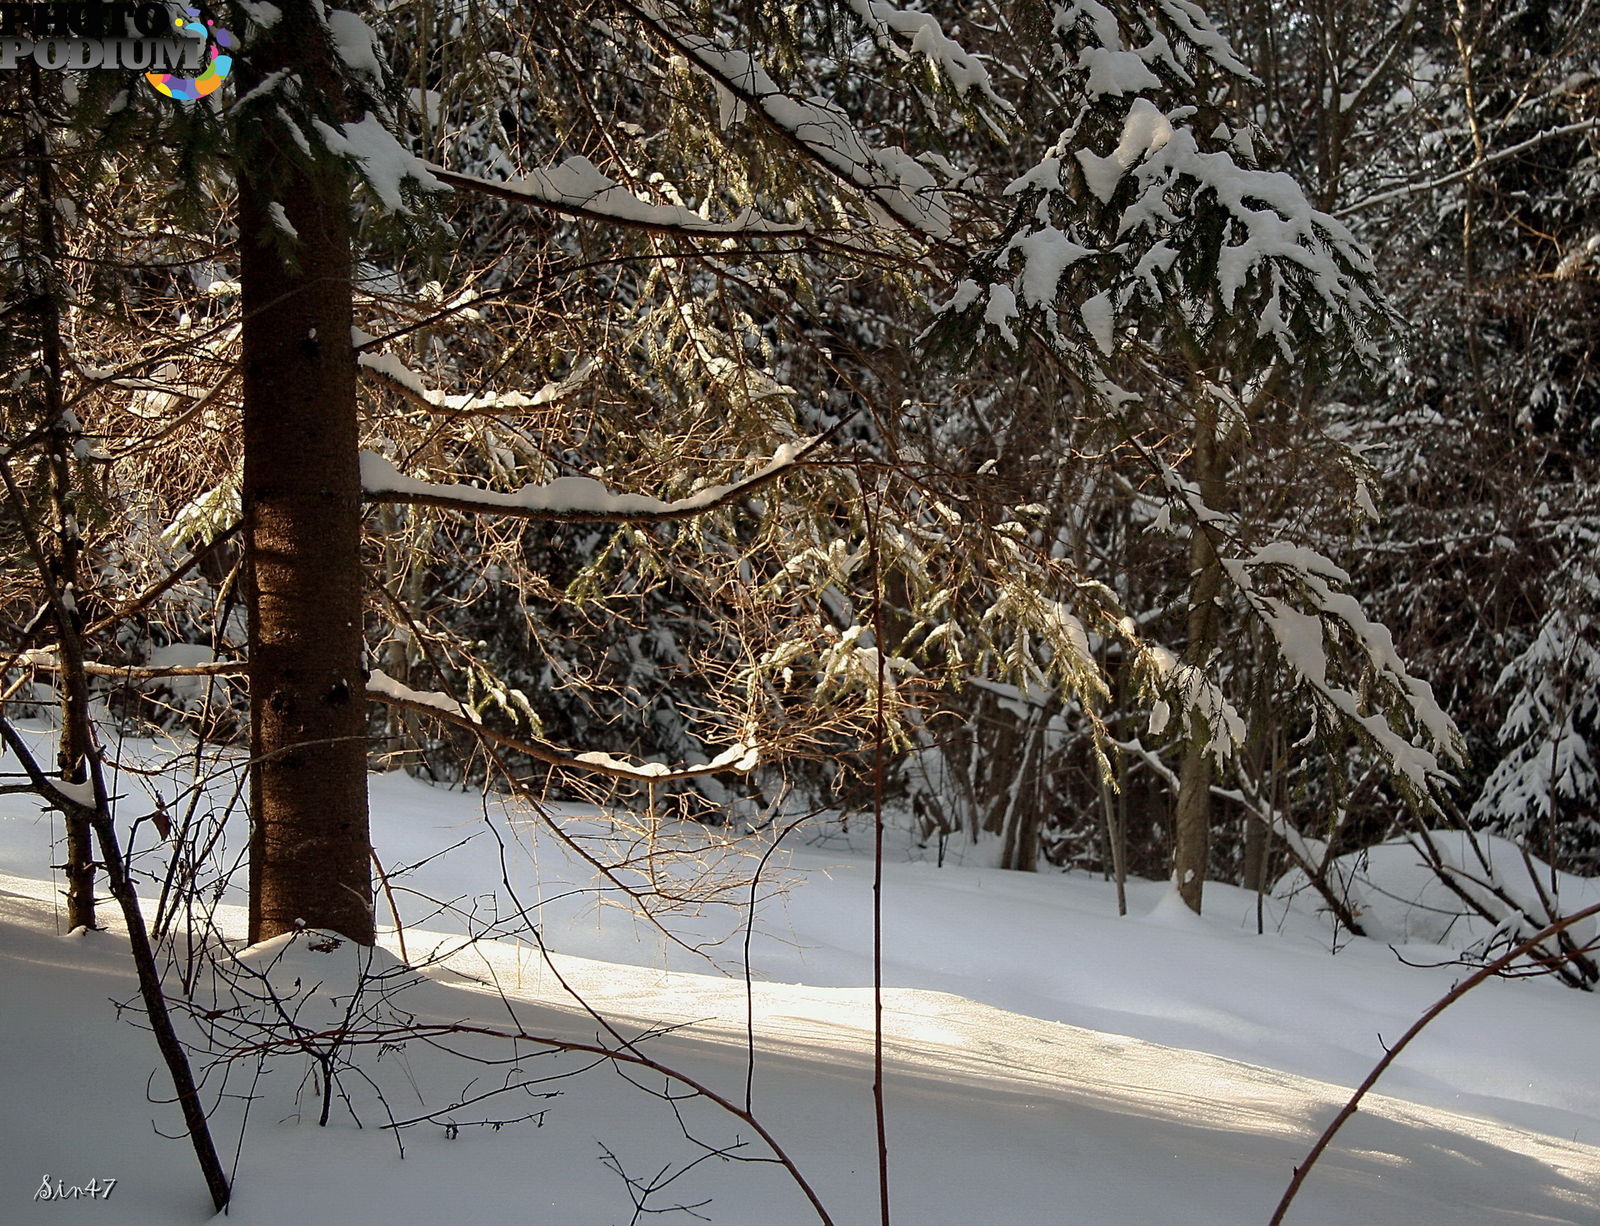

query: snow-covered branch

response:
[357,345,596,417]
[616,0,953,242]
[360,436,820,523]
[423,157,811,239]
[19,650,246,681]
[366,685,758,784]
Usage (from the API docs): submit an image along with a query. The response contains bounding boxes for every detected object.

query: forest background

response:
[1,0,1598,1221]
[0,0,1596,1068]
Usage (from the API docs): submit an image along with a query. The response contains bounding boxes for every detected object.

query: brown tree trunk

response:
[238,2,373,945]
[1173,396,1227,913]
[24,77,95,930]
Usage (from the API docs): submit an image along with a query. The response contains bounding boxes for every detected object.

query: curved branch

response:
[1336,118,1600,217]
[1269,900,1600,1226]
[608,0,956,249]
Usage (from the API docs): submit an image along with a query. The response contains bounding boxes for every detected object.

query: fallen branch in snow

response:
[366,582,749,970]
[204,1008,836,1226]
[1212,780,1367,939]
[1406,823,1597,989]
[1269,899,1600,1226]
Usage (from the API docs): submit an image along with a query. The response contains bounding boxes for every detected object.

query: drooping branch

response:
[608,0,957,246]
[422,159,808,239]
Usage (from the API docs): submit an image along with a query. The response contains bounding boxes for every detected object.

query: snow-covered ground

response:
[2,724,1597,1224]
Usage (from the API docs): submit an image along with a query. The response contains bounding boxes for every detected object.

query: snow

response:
[429,156,805,236]
[963,8,1379,368]
[844,0,1010,112]
[325,8,384,81]
[979,284,1019,346]
[1078,47,1161,96]
[1007,225,1093,306]
[360,439,807,520]
[1114,96,1175,170]
[1080,289,1117,354]
[235,1,282,30]
[1283,829,1600,954]
[1190,534,1460,793]
[366,668,480,725]
[1,726,1598,1224]
[654,19,952,239]
[358,350,595,414]
[265,202,296,239]
[1076,146,1127,204]
[574,741,758,780]
[1151,0,1258,81]
[313,113,445,214]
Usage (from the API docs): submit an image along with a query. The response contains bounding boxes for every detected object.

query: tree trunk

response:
[238,3,373,945]
[1173,396,1227,913]
[997,711,1047,872]
[25,77,96,930]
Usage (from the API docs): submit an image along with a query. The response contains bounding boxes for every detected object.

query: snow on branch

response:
[19,649,246,681]
[423,158,809,238]
[843,0,1013,126]
[366,685,757,784]
[1222,542,1462,793]
[1335,118,1600,217]
[366,669,479,725]
[357,342,597,416]
[1146,467,1460,794]
[360,436,818,523]
[620,0,952,240]
[936,2,1379,373]
[1137,638,1247,760]
[312,112,446,214]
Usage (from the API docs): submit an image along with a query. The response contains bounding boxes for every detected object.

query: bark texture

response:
[238,3,373,945]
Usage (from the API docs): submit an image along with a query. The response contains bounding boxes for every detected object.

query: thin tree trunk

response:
[25,75,95,929]
[238,2,373,945]
[1173,396,1227,913]
[999,712,1047,872]
[0,721,231,1211]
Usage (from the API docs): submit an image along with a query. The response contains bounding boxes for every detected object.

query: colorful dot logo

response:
[145,8,235,101]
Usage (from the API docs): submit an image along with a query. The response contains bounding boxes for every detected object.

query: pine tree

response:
[931,0,1459,910]
[233,0,379,944]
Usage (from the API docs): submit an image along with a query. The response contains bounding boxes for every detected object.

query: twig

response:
[0,717,232,1211]
[866,473,891,1226]
[1269,900,1600,1226]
